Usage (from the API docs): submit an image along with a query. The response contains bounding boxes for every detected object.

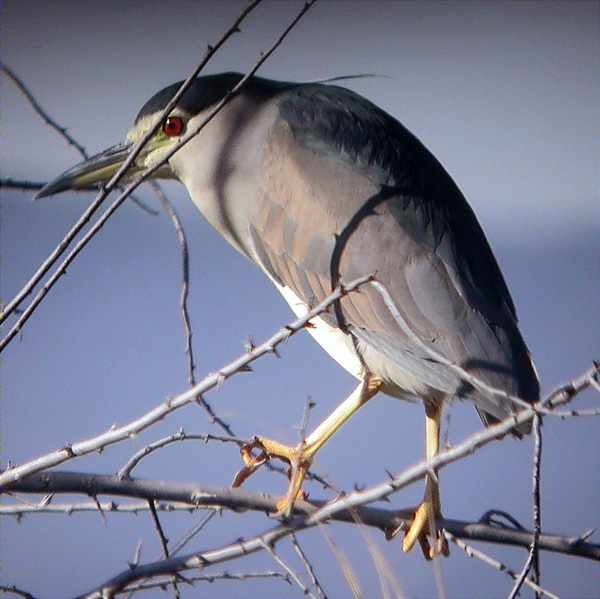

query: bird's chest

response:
[268,277,365,381]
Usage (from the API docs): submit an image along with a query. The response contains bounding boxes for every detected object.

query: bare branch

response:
[508,414,543,599]
[150,182,239,436]
[7,471,600,561]
[260,538,319,599]
[0,178,46,191]
[149,184,195,386]
[0,500,201,516]
[0,585,37,599]
[117,430,244,480]
[445,532,558,599]
[0,274,372,489]
[147,499,181,599]
[119,570,288,596]
[291,533,328,599]
[170,511,217,556]
[1,62,88,159]
[147,501,171,559]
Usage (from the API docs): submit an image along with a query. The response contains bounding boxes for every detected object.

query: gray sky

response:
[2,2,599,597]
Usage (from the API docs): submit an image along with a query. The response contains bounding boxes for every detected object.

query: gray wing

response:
[250,83,539,431]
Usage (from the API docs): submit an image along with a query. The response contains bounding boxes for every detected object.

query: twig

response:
[150,182,237,435]
[148,499,181,599]
[129,540,143,570]
[291,533,328,599]
[445,532,559,599]
[170,511,217,556]
[119,571,288,595]
[297,397,316,444]
[0,273,372,489]
[260,538,319,599]
[148,500,171,559]
[370,281,596,419]
[91,494,107,526]
[0,585,36,599]
[74,520,305,598]
[508,414,543,599]
[1,62,88,158]
[149,183,196,387]
[117,430,245,480]
[0,0,264,328]
[480,510,526,531]
[0,500,201,516]
[0,178,46,191]
[8,470,600,561]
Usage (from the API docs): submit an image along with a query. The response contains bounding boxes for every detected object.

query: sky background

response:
[1,1,599,597]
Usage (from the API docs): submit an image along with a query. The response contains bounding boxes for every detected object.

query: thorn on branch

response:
[244,336,256,352]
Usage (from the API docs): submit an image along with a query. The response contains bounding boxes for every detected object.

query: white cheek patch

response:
[126,114,161,145]
[141,144,176,169]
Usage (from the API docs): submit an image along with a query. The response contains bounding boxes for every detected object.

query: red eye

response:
[163,116,184,137]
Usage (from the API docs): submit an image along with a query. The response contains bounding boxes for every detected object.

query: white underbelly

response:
[260,270,424,399]
[269,279,365,381]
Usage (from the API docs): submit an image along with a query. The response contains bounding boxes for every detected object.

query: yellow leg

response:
[232,376,382,517]
[402,400,449,559]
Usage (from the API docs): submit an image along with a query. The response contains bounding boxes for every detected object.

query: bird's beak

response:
[35,141,141,199]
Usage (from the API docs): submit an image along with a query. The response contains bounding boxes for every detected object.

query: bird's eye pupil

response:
[163,116,184,137]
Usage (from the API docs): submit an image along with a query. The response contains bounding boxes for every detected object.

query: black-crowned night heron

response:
[38,72,539,558]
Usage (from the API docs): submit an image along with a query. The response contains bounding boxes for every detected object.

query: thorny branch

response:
[117,571,289,596]
[1,62,89,158]
[444,532,558,599]
[6,469,599,562]
[0,273,373,489]
[0,178,46,191]
[0,500,206,517]
[2,275,598,593]
[508,414,543,599]
[66,482,600,599]
[117,431,245,480]
[147,499,181,599]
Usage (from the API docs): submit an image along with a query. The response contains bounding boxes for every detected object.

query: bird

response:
[37,72,540,558]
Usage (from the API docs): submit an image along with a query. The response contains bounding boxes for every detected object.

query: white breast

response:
[269,277,365,381]
[267,273,427,400]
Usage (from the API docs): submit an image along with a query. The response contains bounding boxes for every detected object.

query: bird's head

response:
[35,73,251,200]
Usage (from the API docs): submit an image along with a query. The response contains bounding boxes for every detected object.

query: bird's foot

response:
[402,499,449,560]
[231,435,312,518]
